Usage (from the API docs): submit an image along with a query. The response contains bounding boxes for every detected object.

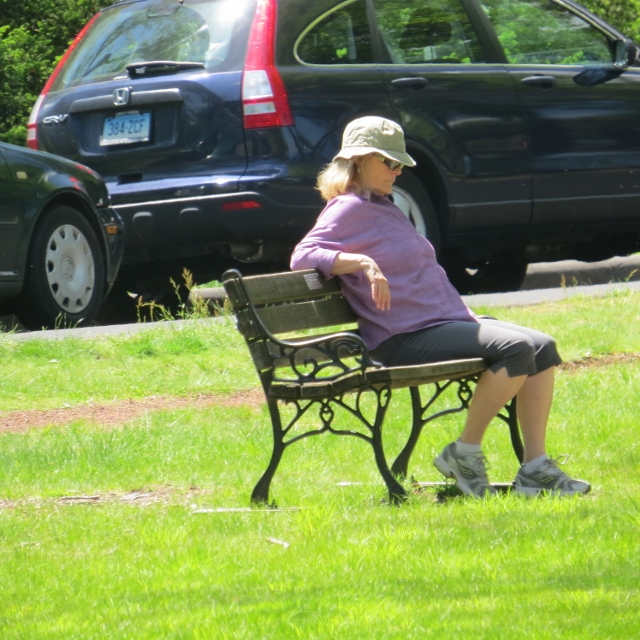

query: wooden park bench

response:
[222,268,523,505]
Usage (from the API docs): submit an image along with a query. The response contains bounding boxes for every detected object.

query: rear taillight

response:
[26,14,100,150]
[26,95,45,149]
[242,0,293,130]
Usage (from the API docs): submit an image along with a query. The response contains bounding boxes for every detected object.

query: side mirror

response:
[614,39,639,68]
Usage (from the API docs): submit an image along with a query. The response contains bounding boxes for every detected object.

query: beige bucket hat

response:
[333,116,416,167]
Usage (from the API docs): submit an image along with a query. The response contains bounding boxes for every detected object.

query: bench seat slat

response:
[266,360,487,399]
[268,371,365,399]
[365,358,487,389]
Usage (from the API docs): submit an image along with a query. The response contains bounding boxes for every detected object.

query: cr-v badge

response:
[42,114,69,125]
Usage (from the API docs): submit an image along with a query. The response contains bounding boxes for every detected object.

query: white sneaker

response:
[514,456,591,496]
[434,442,496,497]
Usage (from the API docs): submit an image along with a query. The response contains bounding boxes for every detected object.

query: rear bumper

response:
[109,181,322,265]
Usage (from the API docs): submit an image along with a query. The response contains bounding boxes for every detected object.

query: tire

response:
[443,250,529,295]
[16,206,105,330]
[392,172,527,294]
[391,170,440,251]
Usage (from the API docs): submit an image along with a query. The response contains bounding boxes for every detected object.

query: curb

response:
[4,256,640,340]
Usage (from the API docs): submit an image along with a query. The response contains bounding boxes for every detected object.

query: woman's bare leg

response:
[515,367,554,463]
[459,368,526,445]
[459,366,555,463]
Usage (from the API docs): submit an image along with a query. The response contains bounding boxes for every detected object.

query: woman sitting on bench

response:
[290,115,590,498]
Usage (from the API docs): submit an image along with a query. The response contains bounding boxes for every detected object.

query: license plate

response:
[100,112,151,146]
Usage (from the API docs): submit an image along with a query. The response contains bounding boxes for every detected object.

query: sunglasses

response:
[373,153,404,171]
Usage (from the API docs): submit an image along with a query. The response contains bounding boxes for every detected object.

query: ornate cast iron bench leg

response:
[251,397,287,505]
[252,385,407,506]
[367,386,407,504]
[390,381,523,481]
[496,397,523,463]
[390,386,426,480]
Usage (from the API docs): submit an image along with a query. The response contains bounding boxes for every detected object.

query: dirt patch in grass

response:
[558,353,640,370]
[0,485,212,510]
[1,353,638,435]
[0,388,264,434]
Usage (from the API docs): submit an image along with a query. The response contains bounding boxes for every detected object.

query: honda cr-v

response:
[27,0,640,315]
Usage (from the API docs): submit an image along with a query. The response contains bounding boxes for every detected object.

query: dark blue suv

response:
[27,0,640,315]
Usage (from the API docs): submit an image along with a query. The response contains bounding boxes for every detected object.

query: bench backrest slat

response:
[257,298,356,334]
[224,269,357,338]
[238,270,342,305]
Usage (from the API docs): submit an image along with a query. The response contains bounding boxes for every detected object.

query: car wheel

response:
[443,251,529,295]
[392,172,527,294]
[16,206,105,330]
[391,171,440,250]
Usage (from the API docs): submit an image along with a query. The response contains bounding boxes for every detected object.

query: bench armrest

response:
[266,330,380,384]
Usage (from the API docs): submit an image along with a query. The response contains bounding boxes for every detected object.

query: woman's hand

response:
[332,253,391,310]
[362,260,390,310]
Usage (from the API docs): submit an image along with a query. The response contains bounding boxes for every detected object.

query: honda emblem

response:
[113,87,131,106]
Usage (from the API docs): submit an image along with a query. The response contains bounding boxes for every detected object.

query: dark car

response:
[0,142,124,330]
[26,0,640,314]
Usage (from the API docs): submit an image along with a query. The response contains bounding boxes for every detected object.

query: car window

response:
[50,0,256,91]
[296,0,373,65]
[374,0,485,64]
[479,0,613,65]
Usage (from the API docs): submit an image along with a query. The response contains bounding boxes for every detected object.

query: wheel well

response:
[404,147,449,233]
[38,194,108,268]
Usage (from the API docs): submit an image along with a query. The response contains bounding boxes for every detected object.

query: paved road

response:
[3,254,640,340]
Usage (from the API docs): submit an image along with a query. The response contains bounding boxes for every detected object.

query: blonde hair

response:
[316,156,373,201]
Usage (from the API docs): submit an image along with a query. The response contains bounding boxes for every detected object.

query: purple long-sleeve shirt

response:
[290,192,476,350]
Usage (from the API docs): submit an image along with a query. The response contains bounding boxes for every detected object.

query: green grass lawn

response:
[1,290,640,638]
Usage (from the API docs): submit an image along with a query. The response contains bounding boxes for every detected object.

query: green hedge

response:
[0,0,105,144]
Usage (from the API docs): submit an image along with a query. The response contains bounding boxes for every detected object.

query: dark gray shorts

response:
[370,318,562,377]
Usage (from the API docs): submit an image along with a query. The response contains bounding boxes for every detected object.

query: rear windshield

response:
[50,0,257,91]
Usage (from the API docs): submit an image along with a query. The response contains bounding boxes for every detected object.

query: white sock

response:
[455,440,482,455]
[522,454,549,472]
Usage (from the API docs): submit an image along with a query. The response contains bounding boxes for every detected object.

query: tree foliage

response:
[581,0,640,42]
[0,24,54,143]
[1,0,639,145]
[0,0,105,144]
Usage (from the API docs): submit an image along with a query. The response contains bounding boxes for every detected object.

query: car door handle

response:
[521,75,557,89]
[390,77,429,89]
